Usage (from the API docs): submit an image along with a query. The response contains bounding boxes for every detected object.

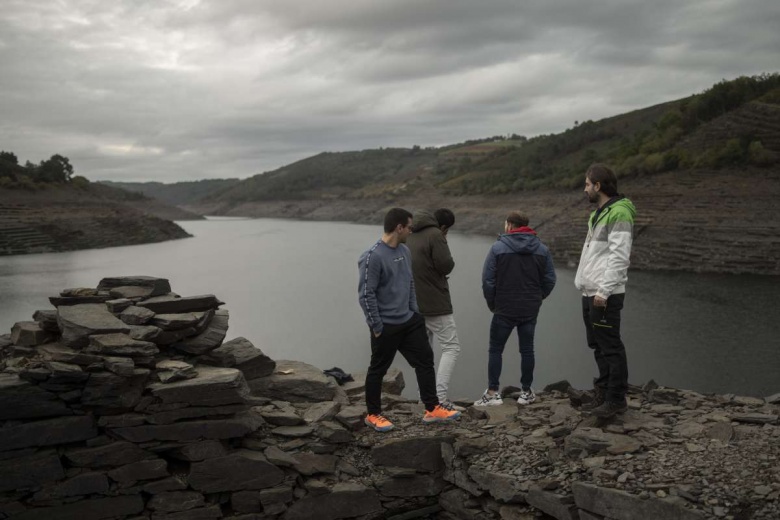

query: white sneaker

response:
[517,388,536,405]
[474,390,503,407]
[440,399,466,412]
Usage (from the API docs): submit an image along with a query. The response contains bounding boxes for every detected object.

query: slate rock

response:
[57,304,131,347]
[32,309,60,332]
[264,446,297,467]
[0,450,65,493]
[468,466,526,503]
[147,491,205,512]
[171,309,228,354]
[147,403,248,425]
[80,369,150,412]
[372,435,454,472]
[341,368,405,396]
[38,343,104,366]
[152,505,222,520]
[377,474,447,497]
[572,482,706,520]
[107,459,169,483]
[128,325,162,341]
[527,489,578,520]
[155,360,198,383]
[148,366,249,407]
[272,425,314,437]
[283,483,382,520]
[201,336,276,380]
[231,490,264,513]
[111,412,263,443]
[0,415,97,452]
[316,421,354,443]
[150,312,204,331]
[168,440,227,461]
[259,408,304,426]
[138,294,223,314]
[731,413,778,424]
[335,405,367,430]
[303,401,341,423]
[249,360,338,402]
[120,306,156,325]
[706,422,734,443]
[50,294,113,306]
[292,453,338,475]
[188,450,284,493]
[143,476,188,494]
[31,472,110,501]
[65,441,156,468]
[0,373,70,422]
[106,298,133,313]
[10,495,144,520]
[11,321,53,346]
[564,427,642,457]
[86,333,159,357]
[98,276,172,297]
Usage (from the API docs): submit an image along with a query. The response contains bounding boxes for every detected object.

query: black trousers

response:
[582,294,628,403]
[366,313,438,415]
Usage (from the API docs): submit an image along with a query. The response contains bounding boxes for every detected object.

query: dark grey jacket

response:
[407,212,455,316]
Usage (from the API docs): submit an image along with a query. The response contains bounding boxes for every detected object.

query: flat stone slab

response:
[80,369,150,412]
[172,309,228,355]
[0,415,97,452]
[201,336,276,380]
[57,304,131,347]
[11,494,144,520]
[376,474,446,497]
[138,294,223,314]
[110,412,263,442]
[32,309,60,332]
[148,366,249,407]
[65,441,156,468]
[564,427,643,456]
[283,483,382,520]
[188,450,284,493]
[572,482,706,520]
[151,312,204,331]
[249,360,338,402]
[119,306,156,325]
[86,333,159,357]
[107,459,169,483]
[38,343,105,366]
[98,276,171,297]
[372,435,455,472]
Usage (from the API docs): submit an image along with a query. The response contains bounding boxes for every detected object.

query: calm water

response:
[1,218,778,399]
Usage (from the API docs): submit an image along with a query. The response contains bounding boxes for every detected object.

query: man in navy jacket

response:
[474,212,556,407]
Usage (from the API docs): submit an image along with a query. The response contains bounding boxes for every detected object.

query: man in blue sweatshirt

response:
[358,208,461,432]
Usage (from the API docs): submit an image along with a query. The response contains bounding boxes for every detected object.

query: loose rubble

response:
[0,276,777,520]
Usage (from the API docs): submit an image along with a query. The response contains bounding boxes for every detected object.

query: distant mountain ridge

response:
[101,178,241,207]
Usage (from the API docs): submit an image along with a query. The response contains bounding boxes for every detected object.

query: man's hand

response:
[373,330,382,338]
[594,295,607,307]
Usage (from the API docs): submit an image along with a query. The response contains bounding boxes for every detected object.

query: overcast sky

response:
[1,1,778,183]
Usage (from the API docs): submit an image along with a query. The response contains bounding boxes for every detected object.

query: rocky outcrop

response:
[1,276,778,520]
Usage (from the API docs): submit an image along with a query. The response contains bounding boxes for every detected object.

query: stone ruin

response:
[1,275,779,520]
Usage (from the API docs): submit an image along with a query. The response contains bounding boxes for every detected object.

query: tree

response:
[37,154,74,183]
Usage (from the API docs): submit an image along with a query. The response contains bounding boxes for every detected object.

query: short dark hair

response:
[434,208,455,229]
[506,212,529,228]
[586,164,618,197]
[384,207,413,233]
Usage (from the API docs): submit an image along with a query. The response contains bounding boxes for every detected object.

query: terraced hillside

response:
[0,188,191,256]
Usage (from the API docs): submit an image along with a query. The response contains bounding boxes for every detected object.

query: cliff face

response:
[0,187,192,256]
[189,168,780,276]
[1,276,778,520]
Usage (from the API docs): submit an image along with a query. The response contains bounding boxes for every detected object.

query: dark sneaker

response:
[591,400,628,419]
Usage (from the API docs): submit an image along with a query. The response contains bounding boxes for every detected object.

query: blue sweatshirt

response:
[358,240,418,334]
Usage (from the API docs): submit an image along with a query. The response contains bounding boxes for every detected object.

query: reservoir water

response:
[1,217,778,399]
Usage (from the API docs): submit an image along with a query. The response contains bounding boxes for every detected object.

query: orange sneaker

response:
[364,414,394,432]
[422,404,461,423]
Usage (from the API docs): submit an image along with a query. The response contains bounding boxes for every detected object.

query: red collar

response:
[509,226,537,235]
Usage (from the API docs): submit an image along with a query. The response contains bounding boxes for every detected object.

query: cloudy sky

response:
[1,0,778,183]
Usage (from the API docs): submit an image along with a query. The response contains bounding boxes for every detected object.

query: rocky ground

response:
[0,276,778,520]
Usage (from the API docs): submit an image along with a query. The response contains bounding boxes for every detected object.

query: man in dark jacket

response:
[474,212,556,407]
[407,208,461,409]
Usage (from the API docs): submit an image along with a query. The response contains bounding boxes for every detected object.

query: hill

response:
[186,74,780,275]
[101,178,241,208]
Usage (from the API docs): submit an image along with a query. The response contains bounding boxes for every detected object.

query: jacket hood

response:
[413,211,439,232]
[611,196,637,219]
[498,231,539,254]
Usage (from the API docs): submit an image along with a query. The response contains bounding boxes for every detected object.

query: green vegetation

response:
[101,178,241,206]
[0,151,80,189]
[198,73,779,205]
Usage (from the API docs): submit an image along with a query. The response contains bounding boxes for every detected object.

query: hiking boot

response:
[422,404,461,423]
[474,390,503,407]
[591,400,628,419]
[581,387,606,411]
[517,388,536,405]
[364,414,394,432]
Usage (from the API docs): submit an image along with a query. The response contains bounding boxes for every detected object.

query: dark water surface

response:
[1,217,778,399]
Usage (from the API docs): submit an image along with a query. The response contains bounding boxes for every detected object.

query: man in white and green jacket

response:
[574,164,636,419]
